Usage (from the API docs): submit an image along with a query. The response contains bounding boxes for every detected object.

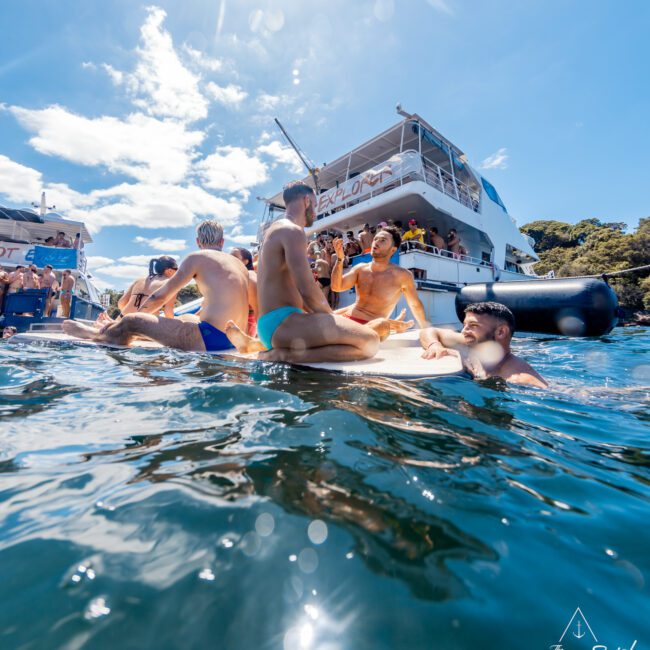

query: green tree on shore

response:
[521,218,650,312]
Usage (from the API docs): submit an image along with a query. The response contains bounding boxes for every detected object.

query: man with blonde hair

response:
[63,220,250,351]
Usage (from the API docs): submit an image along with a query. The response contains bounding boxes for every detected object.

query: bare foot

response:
[225,320,267,354]
[62,319,101,340]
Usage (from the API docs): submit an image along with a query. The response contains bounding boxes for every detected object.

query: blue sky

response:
[1,0,648,288]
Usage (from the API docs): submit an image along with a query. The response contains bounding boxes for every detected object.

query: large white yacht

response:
[0,193,104,332]
[259,109,540,326]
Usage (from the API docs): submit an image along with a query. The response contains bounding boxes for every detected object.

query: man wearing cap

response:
[402,219,426,250]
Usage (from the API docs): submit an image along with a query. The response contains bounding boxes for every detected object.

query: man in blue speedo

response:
[226,181,408,363]
[63,221,250,352]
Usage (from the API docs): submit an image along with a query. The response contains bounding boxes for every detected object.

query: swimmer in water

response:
[331,227,428,327]
[420,301,548,389]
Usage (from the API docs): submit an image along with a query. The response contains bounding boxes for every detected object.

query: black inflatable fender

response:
[455,278,618,336]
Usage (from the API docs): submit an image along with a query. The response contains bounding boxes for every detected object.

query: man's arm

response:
[283,228,331,313]
[401,271,430,328]
[331,238,359,292]
[502,359,549,389]
[138,255,196,314]
[419,326,466,359]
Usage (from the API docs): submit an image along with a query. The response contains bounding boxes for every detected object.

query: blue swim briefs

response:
[257,306,303,350]
[198,321,235,352]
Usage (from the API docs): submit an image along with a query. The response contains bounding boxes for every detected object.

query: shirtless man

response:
[419,301,548,388]
[0,266,9,309]
[226,181,409,362]
[7,267,24,294]
[358,224,374,253]
[427,227,446,251]
[60,270,75,317]
[63,221,249,352]
[23,264,40,290]
[447,228,461,256]
[331,227,429,328]
[314,251,331,301]
[40,265,59,316]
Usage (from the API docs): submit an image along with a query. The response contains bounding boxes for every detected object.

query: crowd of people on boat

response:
[60,181,547,389]
[0,264,76,319]
[38,231,84,250]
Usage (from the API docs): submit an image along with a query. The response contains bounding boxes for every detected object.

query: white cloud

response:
[256,92,292,112]
[480,147,508,170]
[128,7,208,122]
[94,263,149,281]
[101,63,124,85]
[118,254,179,265]
[195,146,269,194]
[10,105,203,184]
[426,0,454,15]
[133,236,188,252]
[85,255,115,268]
[257,140,304,174]
[225,232,257,246]
[0,154,43,203]
[183,45,222,72]
[206,82,248,108]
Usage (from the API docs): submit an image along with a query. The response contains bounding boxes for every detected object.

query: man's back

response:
[257,220,304,315]
[189,250,249,330]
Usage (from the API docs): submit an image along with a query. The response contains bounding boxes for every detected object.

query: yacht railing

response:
[400,243,488,267]
[316,150,480,219]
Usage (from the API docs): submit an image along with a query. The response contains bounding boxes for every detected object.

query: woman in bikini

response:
[98,256,179,326]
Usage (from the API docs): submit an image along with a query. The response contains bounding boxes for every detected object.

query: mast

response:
[273,118,320,193]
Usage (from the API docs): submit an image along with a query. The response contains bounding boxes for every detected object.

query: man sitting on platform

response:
[331,227,429,328]
[63,221,250,352]
[225,181,410,362]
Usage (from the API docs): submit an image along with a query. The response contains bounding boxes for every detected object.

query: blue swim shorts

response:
[257,306,303,350]
[198,321,235,352]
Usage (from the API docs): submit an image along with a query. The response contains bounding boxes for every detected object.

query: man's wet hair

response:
[378,225,401,248]
[149,255,178,277]
[196,220,224,247]
[282,181,314,205]
[465,302,515,334]
[232,247,254,270]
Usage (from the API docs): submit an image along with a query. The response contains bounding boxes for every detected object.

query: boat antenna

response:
[31,191,55,217]
[273,117,320,193]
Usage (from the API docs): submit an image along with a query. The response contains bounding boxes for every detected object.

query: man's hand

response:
[332,237,344,260]
[421,341,459,360]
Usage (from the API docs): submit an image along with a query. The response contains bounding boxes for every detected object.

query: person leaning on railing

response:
[401,219,426,251]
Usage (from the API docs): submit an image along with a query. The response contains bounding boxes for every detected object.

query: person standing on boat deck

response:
[0,266,9,312]
[41,265,59,317]
[60,270,75,317]
[7,267,24,294]
[23,265,40,290]
[53,231,71,248]
[63,221,250,352]
[447,228,461,256]
[73,233,84,250]
[359,224,374,253]
[402,219,426,250]
[314,250,331,302]
[419,302,548,389]
[224,181,411,362]
[331,227,428,328]
[344,231,363,258]
[426,227,446,252]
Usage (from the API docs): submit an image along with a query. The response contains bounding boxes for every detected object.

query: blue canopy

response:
[481,177,507,212]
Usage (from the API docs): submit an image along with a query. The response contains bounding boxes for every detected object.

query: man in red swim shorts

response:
[331,226,429,328]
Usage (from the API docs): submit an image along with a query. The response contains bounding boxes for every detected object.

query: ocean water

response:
[0,328,648,650]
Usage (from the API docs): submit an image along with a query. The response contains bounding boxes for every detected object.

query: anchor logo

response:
[573,621,585,639]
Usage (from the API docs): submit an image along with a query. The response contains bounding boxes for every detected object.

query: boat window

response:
[75,276,90,300]
[480,177,507,212]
